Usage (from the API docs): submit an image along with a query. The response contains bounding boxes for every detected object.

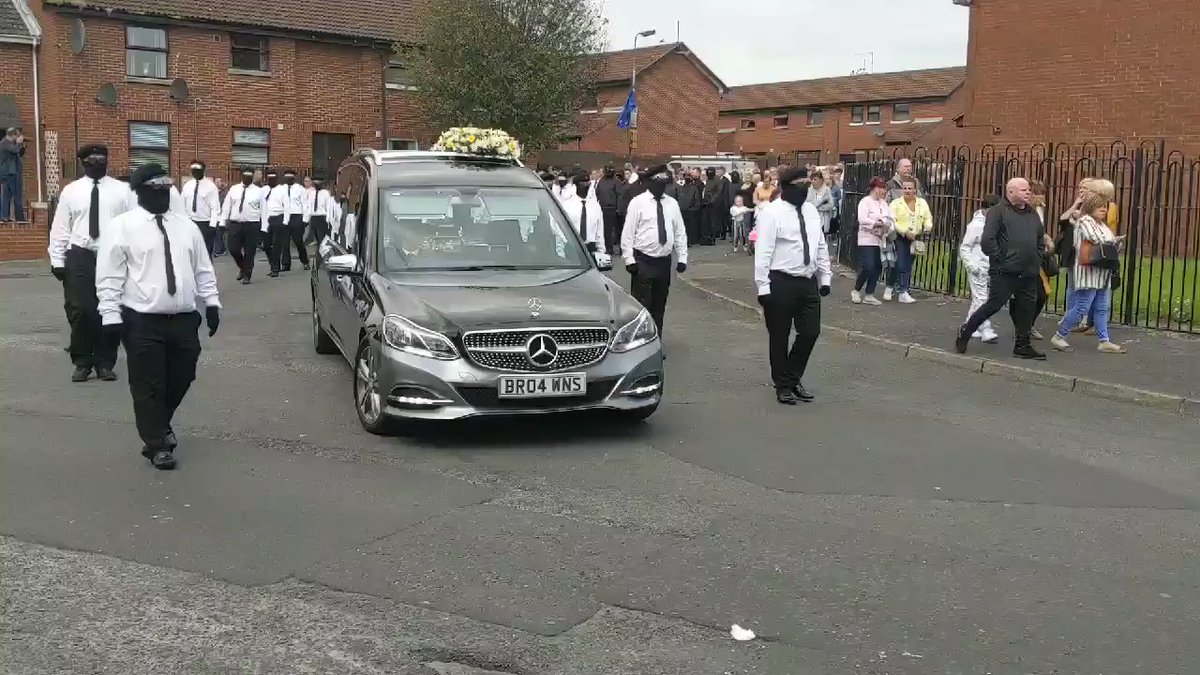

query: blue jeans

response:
[0,173,23,221]
[1066,272,1101,326]
[855,245,881,294]
[1058,286,1111,341]
[893,238,914,293]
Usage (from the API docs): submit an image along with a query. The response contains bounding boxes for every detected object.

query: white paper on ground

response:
[730,624,756,641]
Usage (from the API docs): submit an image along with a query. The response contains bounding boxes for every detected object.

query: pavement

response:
[683,245,1200,412]
[2,252,1200,674]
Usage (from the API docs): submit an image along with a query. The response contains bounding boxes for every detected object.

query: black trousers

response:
[682,209,701,244]
[601,208,620,254]
[630,251,672,333]
[310,215,330,243]
[227,221,259,278]
[121,308,202,452]
[762,272,821,391]
[193,220,215,256]
[266,215,288,272]
[64,246,119,369]
[962,272,1039,343]
[701,205,721,245]
[281,214,309,269]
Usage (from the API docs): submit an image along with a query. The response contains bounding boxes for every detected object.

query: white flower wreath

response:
[432,127,522,160]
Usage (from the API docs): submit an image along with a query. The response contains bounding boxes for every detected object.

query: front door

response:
[312,133,354,180]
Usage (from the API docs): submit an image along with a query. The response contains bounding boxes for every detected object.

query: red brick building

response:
[562,43,727,158]
[929,0,1200,152]
[716,67,964,166]
[0,0,41,258]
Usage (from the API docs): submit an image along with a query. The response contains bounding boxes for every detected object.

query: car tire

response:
[313,301,338,355]
[353,336,396,435]
[619,402,659,423]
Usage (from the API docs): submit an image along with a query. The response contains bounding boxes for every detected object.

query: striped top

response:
[1072,215,1116,290]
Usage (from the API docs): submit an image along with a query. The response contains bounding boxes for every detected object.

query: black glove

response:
[819,285,831,297]
[676,262,687,274]
[205,306,221,337]
[51,266,66,282]
[586,241,597,253]
[757,294,770,307]
[625,263,638,275]
[102,322,124,339]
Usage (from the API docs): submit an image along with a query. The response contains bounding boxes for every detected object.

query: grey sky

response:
[600,0,969,86]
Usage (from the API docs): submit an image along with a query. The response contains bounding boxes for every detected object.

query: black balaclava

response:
[266,172,278,188]
[615,170,625,182]
[190,162,205,180]
[705,167,716,180]
[779,167,810,208]
[137,181,172,215]
[284,172,296,186]
[645,167,671,199]
[80,145,109,181]
[574,172,591,199]
[603,165,615,179]
[240,170,253,186]
[556,175,569,188]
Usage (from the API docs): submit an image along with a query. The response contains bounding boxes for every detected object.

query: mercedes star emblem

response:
[526,334,559,367]
[528,297,543,318]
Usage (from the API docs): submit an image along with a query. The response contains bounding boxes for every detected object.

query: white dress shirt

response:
[261,184,287,228]
[48,175,133,267]
[181,177,221,222]
[558,192,606,251]
[282,183,306,220]
[620,191,688,265]
[754,199,832,295]
[304,189,333,222]
[219,182,264,227]
[96,207,221,326]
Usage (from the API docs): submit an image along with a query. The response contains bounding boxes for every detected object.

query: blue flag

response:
[616,88,637,129]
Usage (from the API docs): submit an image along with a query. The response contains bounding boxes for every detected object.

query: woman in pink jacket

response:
[851,177,891,305]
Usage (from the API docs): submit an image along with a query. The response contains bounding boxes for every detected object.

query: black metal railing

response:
[837,142,1200,333]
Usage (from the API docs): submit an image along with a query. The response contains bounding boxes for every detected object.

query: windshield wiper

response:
[406,265,573,271]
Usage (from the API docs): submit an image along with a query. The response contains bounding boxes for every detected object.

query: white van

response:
[667,155,759,178]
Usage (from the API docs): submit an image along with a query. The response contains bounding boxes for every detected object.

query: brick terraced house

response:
[717,67,965,167]
[0,0,41,259]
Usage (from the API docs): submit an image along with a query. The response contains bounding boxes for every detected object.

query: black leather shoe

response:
[1013,344,1047,360]
[792,384,815,402]
[236,270,245,281]
[150,450,176,470]
[95,367,118,382]
[165,428,178,449]
[240,277,251,285]
[302,263,311,271]
[71,366,91,382]
[776,389,798,405]
[954,328,971,354]
[268,271,279,278]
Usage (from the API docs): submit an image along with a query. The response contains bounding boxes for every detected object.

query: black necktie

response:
[656,198,667,245]
[798,206,812,265]
[579,201,588,240]
[89,180,100,239]
[192,181,200,215]
[154,214,177,296]
[238,186,247,215]
[312,191,318,213]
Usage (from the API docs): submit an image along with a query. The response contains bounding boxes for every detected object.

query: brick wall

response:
[0,43,38,212]
[932,0,1200,152]
[719,99,953,165]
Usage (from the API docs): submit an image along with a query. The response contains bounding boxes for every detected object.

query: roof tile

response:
[720,66,966,112]
[590,43,677,83]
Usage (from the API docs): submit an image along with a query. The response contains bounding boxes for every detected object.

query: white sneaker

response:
[898,292,916,304]
[883,288,894,302]
[980,330,999,344]
[862,294,882,306]
[1050,334,1072,351]
[850,290,863,304]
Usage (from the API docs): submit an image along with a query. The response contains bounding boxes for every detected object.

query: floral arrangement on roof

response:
[431,127,521,160]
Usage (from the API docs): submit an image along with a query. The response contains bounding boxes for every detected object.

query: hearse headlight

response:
[381,315,459,360]
[609,309,658,353]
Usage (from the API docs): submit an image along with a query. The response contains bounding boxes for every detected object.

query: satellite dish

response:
[69,18,86,55]
[95,83,118,107]
[168,78,190,103]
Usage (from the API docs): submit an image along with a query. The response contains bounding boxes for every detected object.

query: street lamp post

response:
[629,29,656,158]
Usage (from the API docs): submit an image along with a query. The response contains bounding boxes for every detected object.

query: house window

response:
[129,122,170,169]
[772,113,789,129]
[230,34,269,72]
[232,128,270,166]
[867,105,882,124]
[386,58,413,88]
[850,106,864,125]
[388,139,418,150]
[740,119,756,130]
[807,109,824,126]
[893,103,911,122]
[126,26,167,79]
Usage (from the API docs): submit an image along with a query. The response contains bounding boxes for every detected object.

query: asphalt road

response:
[2,255,1198,675]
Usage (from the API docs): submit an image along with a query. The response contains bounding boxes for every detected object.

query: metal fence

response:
[837,142,1200,333]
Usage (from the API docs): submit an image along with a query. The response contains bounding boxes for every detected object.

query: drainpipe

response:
[31,40,42,203]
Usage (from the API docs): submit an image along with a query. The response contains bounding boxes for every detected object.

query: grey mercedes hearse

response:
[311,150,664,434]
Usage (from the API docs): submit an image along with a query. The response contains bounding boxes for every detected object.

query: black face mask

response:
[780,183,808,208]
[241,174,253,186]
[575,181,590,198]
[267,177,278,187]
[646,179,669,199]
[191,168,205,179]
[137,186,172,215]
[285,176,295,185]
[603,169,614,178]
[556,177,569,187]
[82,159,108,180]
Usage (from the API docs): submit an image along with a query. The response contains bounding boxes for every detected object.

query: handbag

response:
[1041,253,1059,277]
[911,239,928,256]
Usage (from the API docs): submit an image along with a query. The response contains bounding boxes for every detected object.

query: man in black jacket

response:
[955,177,1047,359]
[700,167,723,245]
[595,164,621,254]
[670,169,702,243]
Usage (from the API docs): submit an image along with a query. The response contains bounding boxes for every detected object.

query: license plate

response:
[497,373,587,399]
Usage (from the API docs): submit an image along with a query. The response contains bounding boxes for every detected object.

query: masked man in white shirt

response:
[181,160,220,255]
[47,144,132,382]
[559,169,607,263]
[219,168,263,284]
[754,166,831,405]
[279,169,310,271]
[261,169,290,277]
[96,163,221,471]
[305,176,333,243]
[620,165,688,335]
